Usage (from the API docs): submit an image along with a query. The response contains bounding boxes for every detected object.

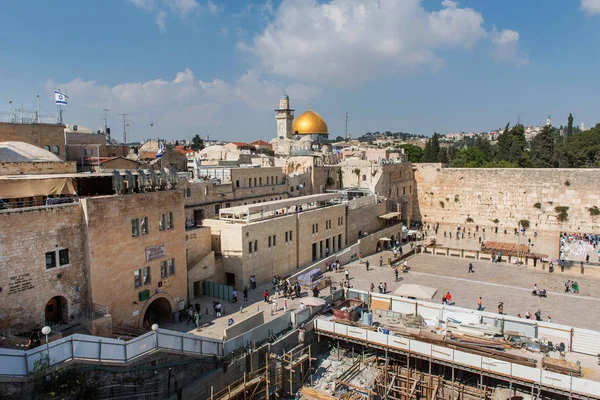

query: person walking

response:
[283,299,288,313]
[379,255,383,267]
[365,260,370,271]
[186,306,194,325]
[263,289,270,303]
[378,282,383,293]
[468,263,475,273]
[272,297,278,313]
[232,289,238,303]
[345,269,349,281]
[370,283,374,293]
[394,267,399,282]
[244,287,248,302]
[477,297,483,311]
[195,311,201,329]
[383,282,387,294]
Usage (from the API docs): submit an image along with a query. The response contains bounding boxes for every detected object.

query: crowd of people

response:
[560,232,600,262]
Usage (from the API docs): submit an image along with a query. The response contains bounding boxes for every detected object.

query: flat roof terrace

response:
[218,193,342,223]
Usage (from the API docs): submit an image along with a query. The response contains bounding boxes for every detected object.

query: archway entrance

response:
[45,296,68,324]
[142,297,172,329]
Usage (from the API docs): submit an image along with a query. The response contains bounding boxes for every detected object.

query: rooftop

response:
[0,141,62,162]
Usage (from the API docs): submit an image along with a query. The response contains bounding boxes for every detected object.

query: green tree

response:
[567,113,574,136]
[422,133,440,162]
[335,136,345,142]
[438,147,449,164]
[495,122,511,162]
[450,148,488,167]
[190,134,205,151]
[530,125,555,167]
[398,144,423,162]
[474,136,493,159]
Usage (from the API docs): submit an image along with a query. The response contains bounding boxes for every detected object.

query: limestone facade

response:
[414,164,600,233]
[0,123,66,159]
[0,161,77,175]
[0,204,88,328]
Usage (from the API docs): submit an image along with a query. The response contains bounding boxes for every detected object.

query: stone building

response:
[203,194,346,288]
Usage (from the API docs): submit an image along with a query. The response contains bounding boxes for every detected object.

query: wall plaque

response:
[8,273,34,295]
[145,244,166,261]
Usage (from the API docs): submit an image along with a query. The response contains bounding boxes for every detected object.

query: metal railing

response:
[0,109,56,125]
[84,304,109,321]
[0,198,80,212]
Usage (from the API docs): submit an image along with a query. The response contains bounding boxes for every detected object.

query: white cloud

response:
[165,0,199,16]
[129,0,155,11]
[45,69,320,139]
[581,0,600,15]
[156,10,167,32]
[207,1,223,15]
[490,27,528,65]
[241,0,523,85]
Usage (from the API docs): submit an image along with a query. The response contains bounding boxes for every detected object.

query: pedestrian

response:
[378,282,383,293]
[365,260,370,271]
[379,255,383,267]
[195,311,201,329]
[228,317,234,326]
[263,289,269,303]
[445,292,452,305]
[383,282,387,294]
[468,263,474,273]
[359,252,363,263]
[573,281,579,293]
[186,306,194,325]
[547,316,552,323]
[345,269,349,281]
[232,289,238,303]
[525,311,531,320]
[477,297,483,311]
[272,297,278,313]
[215,302,222,317]
[370,283,374,292]
[326,247,329,257]
[394,267,399,282]
[403,260,408,270]
[244,287,248,302]
[283,299,288,313]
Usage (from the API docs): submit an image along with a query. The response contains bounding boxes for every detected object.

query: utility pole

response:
[36,95,40,123]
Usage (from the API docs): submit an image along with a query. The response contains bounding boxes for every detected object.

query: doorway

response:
[143,297,172,329]
[193,280,202,298]
[45,296,68,324]
[193,209,204,226]
[225,272,236,287]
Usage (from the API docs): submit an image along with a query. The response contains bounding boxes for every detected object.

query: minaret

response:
[581,122,585,131]
[546,114,551,126]
[275,94,294,139]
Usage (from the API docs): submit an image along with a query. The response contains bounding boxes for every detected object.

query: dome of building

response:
[292,106,328,136]
[0,141,62,162]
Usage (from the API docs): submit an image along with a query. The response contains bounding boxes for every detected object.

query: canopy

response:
[0,178,76,198]
[378,237,392,241]
[394,284,438,300]
[300,297,326,307]
[378,212,400,220]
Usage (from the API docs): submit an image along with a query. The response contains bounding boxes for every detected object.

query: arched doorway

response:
[142,297,172,329]
[45,296,68,324]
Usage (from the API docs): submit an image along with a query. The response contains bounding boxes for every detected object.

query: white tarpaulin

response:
[394,284,438,300]
[0,178,76,198]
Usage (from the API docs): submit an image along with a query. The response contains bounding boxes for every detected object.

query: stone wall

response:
[347,198,387,244]
[0,161,77,175]
[414,164,600,233]
[0,203,88,328]
[0,123,66,160]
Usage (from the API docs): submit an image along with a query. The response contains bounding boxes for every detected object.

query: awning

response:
[0,178,76,198]
[378,212,400,219]
[378,237,392,241]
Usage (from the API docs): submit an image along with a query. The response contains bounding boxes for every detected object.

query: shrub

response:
[466,217,474,223]
[555,206,569,222]
[533,202,542,209]
[589,206,600,216]
[439,201,445,209]
[492,218,499,224]
[454,195,460,202]
[565,180,571,186]
[519,219,530,229]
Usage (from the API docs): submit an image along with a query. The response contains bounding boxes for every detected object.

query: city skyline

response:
[1,0,599,141]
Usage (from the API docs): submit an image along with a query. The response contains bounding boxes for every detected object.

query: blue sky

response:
[1,0,599,142]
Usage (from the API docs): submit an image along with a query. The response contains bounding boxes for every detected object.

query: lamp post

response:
[151,323,159,348]
[41,326,52,363]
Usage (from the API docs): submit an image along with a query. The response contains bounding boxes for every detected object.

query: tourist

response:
[394,268,399,282]
[547,316,552,323]
[383,282,387,294]
[243,287,248,302]
[573,281,579,294]
[535,310,542,321]
[468,263,475,273]
[312,287,319,297]
[403,260,408,270]
[228,317,234,326]
[232,289,238,303]
[263,289,270,303]
[445,292,452,304]
[215,302,222,317]
[379,255,383,267]
[525,311,531,320]
[299,303,306,311]
[195,311,201,328]
[370,283,374,293]
[326,247,329,257]
[186,306,194,325]
[283,299,288,313]
[272,297,278,313]
[533,284,538,295]
[345,269,349,281]
[477,297,483,311]
[378,282,383,293]
[365,260,370,271]
[498,302,504,314]
[295,283,301,298]
[517,313,522,318]
[444,230,447,237]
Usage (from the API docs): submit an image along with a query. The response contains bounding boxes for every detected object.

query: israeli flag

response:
[156,142,165,158]
[54,90,68,105]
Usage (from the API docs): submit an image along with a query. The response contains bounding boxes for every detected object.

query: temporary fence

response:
[202,281,234,302]
[0,328,222,377]
[314,319,600,398]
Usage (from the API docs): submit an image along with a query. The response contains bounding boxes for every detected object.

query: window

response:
[249,241,253,254]
[316,224,319,233]
[273,235,276,246]
[45,251,57,269]
[285,231,288,242]
[362,175,366,181]
[236,180,240,188]
[160,261,168,279]
[267,177,270,185]
[254,240,257,252]
[276,176,279,184]
[186,188,191,197]
[254,177,257,186]
[268,236,272,248]
[215,204,221,214]
[44,145,51,152]
[403,186,406,195]
[143,266,151,284]
[259,177,262,186]
[159,213,166,231]
[168,259,175,276]
[52,145,60,155]
[134,269,142,288]
[290,231,293,241]
[410,185,412,194]
[225,203,231,208]
[58,249,69,266]
[132,218,140,237]
[167,212,173,229]
[141,217,148,235]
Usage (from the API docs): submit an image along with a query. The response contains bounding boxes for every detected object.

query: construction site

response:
[205,284,600,400]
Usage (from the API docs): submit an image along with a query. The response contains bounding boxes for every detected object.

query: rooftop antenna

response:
[517,114,521,126]
[118,113,132,143]
[103,108,109,134]
[345,112,349,140]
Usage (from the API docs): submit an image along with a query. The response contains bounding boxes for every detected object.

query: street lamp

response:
[151,324,159,348]
[41,326,52,363]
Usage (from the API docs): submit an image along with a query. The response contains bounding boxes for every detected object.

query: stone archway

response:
[45,296,68,324]
[140,294,173,329]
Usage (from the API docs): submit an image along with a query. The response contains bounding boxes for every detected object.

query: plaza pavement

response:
[162,242,600,339]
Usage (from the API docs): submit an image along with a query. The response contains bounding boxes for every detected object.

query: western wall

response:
[413,163,600,234]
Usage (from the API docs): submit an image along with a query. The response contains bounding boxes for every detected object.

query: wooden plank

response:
[299,387,338,400]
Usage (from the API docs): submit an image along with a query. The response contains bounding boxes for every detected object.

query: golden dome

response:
[292,107,328,135]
